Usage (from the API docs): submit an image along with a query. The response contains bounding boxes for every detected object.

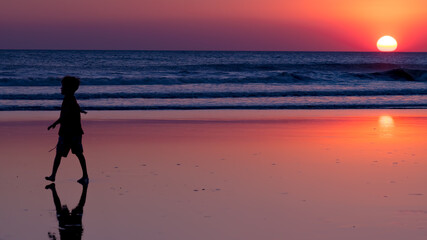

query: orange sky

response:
[0,0,425,51]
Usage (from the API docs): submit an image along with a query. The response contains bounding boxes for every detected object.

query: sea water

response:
[1,50,427,110]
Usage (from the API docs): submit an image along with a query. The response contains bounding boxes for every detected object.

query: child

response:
[46,76,89,184]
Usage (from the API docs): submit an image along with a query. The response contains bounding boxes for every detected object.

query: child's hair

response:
[61,76,80,93]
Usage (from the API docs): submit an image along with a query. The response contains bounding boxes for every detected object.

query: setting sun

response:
[377,36,398,52]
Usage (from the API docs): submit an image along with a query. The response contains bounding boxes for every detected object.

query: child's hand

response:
[48,123,56,130]
[80,110,87,114]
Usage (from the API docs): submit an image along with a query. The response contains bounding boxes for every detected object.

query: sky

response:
[0,0,426,51]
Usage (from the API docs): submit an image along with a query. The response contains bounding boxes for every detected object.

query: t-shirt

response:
[58,95,84,136]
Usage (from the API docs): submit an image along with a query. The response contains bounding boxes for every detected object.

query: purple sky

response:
[1,0,426,51]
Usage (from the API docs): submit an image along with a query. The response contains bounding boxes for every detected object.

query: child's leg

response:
[75,153,89,183]
[46,153,62,181]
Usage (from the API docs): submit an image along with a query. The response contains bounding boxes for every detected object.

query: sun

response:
[377,36,397,52]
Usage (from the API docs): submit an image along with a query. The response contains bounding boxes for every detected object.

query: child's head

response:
[61,76,80,95]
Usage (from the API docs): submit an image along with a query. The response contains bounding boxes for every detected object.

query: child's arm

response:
[48,118,61,130]
[78,103,87,114]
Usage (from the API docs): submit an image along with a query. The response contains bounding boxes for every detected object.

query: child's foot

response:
[77,177,89,185]
[45,176,55,182]
[45,183,55,190]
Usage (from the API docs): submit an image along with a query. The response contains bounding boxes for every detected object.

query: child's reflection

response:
[45,182,88,240]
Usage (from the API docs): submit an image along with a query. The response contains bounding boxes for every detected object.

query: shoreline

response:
[2,109,427,122]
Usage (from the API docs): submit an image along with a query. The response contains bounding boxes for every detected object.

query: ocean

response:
[1,50,427,110]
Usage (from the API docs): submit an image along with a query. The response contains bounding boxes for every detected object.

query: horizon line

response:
[0,49,426,53]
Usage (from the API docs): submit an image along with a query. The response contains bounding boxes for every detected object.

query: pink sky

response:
[0,0,426,51]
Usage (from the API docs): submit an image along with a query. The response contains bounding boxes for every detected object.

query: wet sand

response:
[1,110,427,240]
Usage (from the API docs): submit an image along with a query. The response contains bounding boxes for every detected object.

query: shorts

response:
[56,135,83,157]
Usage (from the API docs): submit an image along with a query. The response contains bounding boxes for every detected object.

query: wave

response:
[118,62,426,72]
[3,69,427,87]
[3,88,427,100]
[186,63,407,72]
[350,68,427,82]
[2,104,427,111]
[0,73,316,86]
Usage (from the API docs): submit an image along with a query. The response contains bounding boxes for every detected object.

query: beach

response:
[1,109,427,240]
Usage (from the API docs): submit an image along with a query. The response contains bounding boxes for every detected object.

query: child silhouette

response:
[46,76,89,184]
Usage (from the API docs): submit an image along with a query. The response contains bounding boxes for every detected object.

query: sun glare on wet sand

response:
[379,115,395,128]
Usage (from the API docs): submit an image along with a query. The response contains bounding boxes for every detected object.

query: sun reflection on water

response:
[378,115,395,137]
[379,115,394,128]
